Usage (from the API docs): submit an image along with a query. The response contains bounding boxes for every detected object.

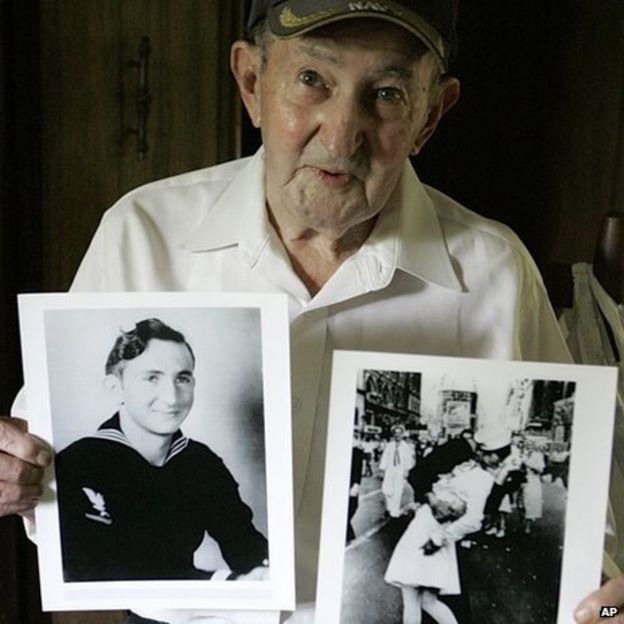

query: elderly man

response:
[1,1,621,623]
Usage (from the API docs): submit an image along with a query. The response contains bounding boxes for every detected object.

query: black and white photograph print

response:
[18,292,294,612]
[315,351,618,624]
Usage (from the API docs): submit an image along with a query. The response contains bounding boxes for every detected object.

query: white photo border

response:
[18,291,295,612]
[315,350,617,624]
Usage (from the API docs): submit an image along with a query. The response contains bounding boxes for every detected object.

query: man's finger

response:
[9,416,28,433]
[1,497,40,517]
[0,417,52,467]
[0,452,44,485]
[0,480,43,504]
[575,575,624,623]
[0,479,42,518]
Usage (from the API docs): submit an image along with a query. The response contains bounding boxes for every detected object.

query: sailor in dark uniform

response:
[55,318,268,582]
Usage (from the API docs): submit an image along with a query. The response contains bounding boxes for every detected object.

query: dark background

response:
[1,1,623,623]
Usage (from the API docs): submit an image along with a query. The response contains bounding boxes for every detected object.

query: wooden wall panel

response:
[544,1,624,265]
[118,0,220,186]
[40,0,244,292]
[51,612,125,624]
[415,1,624,283]
[40,0,124,292]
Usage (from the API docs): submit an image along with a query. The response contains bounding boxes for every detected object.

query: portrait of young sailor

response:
[54,318,269,583]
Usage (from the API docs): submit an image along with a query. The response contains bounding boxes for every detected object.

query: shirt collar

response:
[182,148,462,292]
[392,161,463,292]
[182,148,269,263]
[93,413,189,464]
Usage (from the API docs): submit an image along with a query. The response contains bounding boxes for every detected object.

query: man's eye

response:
[176,375,194,385]
[299,70,324,88]
[376,86,404,103]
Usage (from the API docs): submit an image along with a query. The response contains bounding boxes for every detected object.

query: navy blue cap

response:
[247,0,458,70]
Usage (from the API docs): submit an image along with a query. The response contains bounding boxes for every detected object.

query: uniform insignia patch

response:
[81,487,113,525]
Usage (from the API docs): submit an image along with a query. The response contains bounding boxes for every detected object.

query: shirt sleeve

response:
[203,453,269,575]
[515,252,572,364]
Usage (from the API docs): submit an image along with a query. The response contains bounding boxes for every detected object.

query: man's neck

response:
[267,208,377,296]
[118,411,174,467]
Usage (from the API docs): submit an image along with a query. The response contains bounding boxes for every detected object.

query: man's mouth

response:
[312,167,354,187]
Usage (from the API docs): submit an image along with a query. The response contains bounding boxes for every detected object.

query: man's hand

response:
[0,416,51,517]
[574,575,624,623]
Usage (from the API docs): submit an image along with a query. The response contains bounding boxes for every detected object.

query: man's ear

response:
[103,374,124,405]
[411,76,460,156]
[231,40,263,129]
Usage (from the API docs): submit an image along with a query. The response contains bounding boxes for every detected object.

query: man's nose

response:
[318,93,367,160]
[157,378,178,404]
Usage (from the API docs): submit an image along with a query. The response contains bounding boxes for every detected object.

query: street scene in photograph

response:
[342,369,574,624]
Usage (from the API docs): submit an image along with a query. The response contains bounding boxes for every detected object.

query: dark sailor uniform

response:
[54,414,268,582]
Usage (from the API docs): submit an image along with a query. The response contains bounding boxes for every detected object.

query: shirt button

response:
[292,396,302,412]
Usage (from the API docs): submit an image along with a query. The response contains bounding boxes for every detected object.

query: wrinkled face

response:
[248,20,443,237]
[113,339,196,437]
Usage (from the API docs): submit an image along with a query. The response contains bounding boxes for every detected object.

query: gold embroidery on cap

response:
[348,2,391,12]
[279,6,343,28]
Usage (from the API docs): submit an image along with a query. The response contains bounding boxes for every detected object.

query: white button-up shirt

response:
[62,148,570,622]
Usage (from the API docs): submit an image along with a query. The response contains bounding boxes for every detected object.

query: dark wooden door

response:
[40,0,244,292]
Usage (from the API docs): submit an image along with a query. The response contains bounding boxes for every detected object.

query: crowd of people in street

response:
[348,422,571,624]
